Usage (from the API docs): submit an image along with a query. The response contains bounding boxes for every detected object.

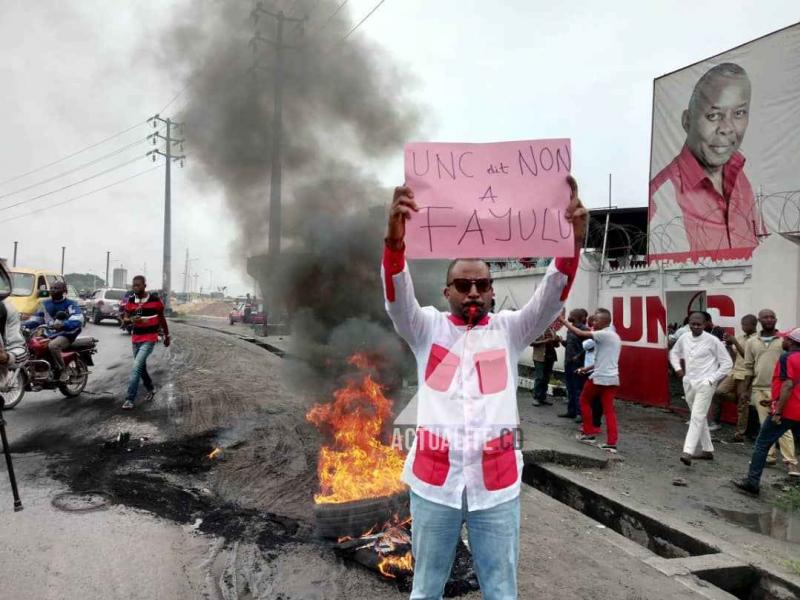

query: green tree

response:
[64,273,105,292]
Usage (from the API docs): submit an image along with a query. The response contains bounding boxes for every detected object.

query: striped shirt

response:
[125,293,168,344]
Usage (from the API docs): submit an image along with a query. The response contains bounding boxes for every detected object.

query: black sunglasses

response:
[447,278,493,294]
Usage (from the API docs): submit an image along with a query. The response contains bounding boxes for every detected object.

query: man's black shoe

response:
[557,413,576,418]
[731,478,759,496]
[540,398,553,406]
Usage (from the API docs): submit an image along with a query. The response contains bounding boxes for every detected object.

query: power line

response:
[0,154,146,213]
[0,164,164,225]
[341,0,386,41]
[157,83,191,115]
[0,75,196,189]
[0,120,148,188]
[317,0,347,34]
[0,136,153,202]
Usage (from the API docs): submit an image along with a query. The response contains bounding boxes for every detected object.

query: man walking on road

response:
[741,309,798,474]
[122,275,170,411]
[733,328,800,494]
[670,312,733,466]
[560,309,622,452]
[383,177,586,599]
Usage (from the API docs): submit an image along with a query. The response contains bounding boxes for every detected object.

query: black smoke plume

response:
[163,0,444,385]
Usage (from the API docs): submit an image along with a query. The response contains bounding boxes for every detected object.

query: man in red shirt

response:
[121,275,171,410]
[649,62,763,262]
[732,327,800,494]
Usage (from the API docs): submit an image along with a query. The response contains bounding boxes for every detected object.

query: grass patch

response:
[774,486,800,512]
[787,560,800,577]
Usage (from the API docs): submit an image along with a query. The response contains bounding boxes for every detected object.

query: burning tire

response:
[314,491,409,539]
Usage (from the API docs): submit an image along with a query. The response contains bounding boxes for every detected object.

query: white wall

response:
[750,233,800,328]
[491,251,599,367]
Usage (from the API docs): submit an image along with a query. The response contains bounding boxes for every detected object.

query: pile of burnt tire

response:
[315,491,479,596]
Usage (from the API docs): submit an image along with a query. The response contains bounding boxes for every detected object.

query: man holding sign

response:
[383,141,585,598]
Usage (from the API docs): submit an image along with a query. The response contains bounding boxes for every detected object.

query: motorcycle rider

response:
[23,281,83,382]
[1,298,27,365]
[1,260,27,400]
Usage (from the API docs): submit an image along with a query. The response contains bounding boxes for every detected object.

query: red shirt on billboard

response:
[649,145,761,260]
[648,62,765,262]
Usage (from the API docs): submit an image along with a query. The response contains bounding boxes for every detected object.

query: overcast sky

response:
[0,1,797,295]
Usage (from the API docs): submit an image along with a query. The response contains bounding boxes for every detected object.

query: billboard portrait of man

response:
[649,63,763,261]
[648,23,800,263]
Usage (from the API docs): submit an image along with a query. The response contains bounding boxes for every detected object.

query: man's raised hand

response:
[564,175,588,242]
[386,185,418,250]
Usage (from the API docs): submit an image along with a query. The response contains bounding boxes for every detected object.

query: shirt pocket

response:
[474,348,508,395]
[412,428,450,486]
[481,431,518,491]
[424,343,460,392]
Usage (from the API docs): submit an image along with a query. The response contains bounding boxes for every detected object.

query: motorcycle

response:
[1,325,98,409]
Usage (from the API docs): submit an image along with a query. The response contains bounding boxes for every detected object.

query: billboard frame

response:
[646,20,800,263]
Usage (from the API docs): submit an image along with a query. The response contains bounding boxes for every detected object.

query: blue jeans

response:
[564,362,586,417]
[410,491,520,600]
[126,342,155,403]
[746,417,800,488]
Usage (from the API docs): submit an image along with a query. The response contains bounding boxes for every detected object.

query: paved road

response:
[4,321,145,440]
[0,321,210,600]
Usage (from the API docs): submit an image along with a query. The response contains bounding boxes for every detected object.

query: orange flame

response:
[306,353,407,504]
[378,551,413,578]
[208,448,223,460]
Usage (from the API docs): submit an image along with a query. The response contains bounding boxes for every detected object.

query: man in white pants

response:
[670,312,733,466]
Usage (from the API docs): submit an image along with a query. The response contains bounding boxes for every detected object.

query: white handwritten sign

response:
[403,139,573,258]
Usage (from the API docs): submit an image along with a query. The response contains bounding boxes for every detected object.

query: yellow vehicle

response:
[7,267,66,319]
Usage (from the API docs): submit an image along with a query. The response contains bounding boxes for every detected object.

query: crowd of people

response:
[529,305,800,495]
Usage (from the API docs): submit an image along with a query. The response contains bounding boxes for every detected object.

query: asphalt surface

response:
[0,321,208,600]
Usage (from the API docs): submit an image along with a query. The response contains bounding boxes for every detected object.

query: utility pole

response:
[106,251,110,286]
[60,246,66,275]
[600,173,614,272]
[183,248,190,294]
[12,242,17,267]
[147,114,186,311]
[250,4,306,257]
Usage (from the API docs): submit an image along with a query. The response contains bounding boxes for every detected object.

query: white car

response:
[85,288,128,324]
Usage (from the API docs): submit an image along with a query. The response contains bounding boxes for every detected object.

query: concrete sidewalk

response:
[517,390,800,594]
